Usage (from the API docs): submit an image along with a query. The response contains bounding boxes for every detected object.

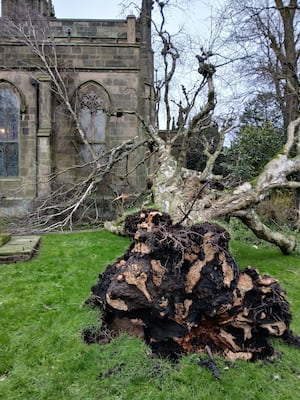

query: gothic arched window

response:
[79,90,106,144]
[0,86,19,176]
[76,82,110,161]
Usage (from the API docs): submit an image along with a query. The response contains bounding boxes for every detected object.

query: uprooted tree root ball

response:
[84,210,300,362]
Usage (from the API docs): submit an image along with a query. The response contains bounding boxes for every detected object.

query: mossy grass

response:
[0,229,299,400]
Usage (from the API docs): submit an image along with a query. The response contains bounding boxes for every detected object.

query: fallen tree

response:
[104,0,300,255]
[84,210,300,363]
[2,0,299,256]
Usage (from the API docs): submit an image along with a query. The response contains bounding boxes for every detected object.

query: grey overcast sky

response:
[51,0,221,46]
[0,0,220,40]
[52,1,133,19]
[0,1,222,38]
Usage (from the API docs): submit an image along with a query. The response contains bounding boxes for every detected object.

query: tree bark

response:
[235,208,296,255]
[149,118,300,253]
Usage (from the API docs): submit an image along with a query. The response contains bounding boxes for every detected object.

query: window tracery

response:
[79,89,106,144]
[76,82,110,162]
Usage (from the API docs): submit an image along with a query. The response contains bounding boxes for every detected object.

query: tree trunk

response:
[236,208,296,255]
[150,124,299,253]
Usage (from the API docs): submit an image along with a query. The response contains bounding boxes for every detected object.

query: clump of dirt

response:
[85,209,300,362]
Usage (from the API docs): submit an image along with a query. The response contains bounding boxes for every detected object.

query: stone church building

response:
[0,0,153,217]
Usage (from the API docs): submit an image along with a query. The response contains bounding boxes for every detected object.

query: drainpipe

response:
[31,77,40,198]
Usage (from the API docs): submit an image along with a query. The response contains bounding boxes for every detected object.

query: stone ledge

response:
[0,236,41,264]
[0,233,11,247]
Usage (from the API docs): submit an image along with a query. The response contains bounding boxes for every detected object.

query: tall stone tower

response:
[140,0,153,47]
[1,0,55,18]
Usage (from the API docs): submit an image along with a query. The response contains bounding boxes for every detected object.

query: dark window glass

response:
[0,88,19,176]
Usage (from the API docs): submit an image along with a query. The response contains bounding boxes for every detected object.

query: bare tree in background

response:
[217,0,300,127]
[0,0,299,254]
[215,0,300,228]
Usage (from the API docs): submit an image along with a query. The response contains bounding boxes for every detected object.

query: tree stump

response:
[85,210,299,361]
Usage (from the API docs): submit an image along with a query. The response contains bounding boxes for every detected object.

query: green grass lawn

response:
[0,231,299,400]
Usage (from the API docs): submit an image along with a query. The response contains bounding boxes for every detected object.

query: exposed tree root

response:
[85,210,300,363]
